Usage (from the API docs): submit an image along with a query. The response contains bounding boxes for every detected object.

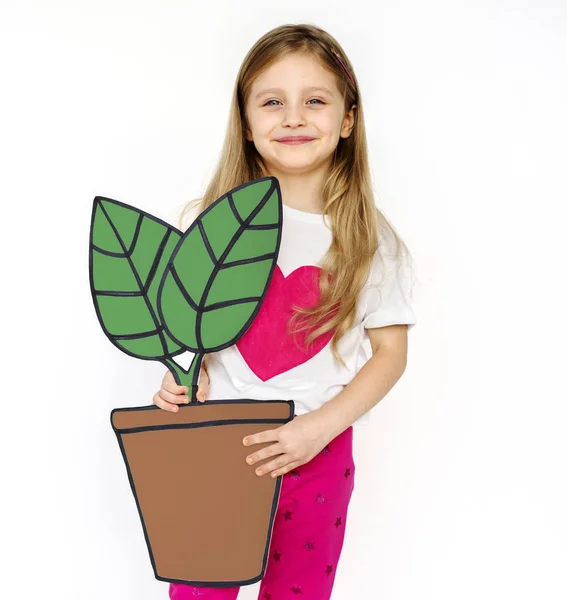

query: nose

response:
[281,103,307,128]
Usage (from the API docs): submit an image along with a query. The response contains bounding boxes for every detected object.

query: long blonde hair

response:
[178,23,414,368]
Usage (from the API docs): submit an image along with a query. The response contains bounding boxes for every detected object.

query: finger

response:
[159,387,190,405]
[195,362,210,402]
[201,356,209,374]
[271,460,301,478]
[245,442,284,465]
[254,455,293,477]
[197,372,209,400]
[152,392,180,413]
[243,427,278,447]
[198,367,209,387]
[163,369,190,395]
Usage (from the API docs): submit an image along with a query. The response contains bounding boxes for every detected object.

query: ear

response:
[340,104,357,138]
[243,114,253,141]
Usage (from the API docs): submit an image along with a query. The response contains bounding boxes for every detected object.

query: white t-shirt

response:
[169,199,417,427]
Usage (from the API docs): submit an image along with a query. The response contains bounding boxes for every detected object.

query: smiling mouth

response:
[276,139,316,145]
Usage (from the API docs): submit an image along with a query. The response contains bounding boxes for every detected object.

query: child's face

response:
[244,52,355,176]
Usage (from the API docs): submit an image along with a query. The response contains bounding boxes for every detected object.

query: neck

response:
[263,161,330,215]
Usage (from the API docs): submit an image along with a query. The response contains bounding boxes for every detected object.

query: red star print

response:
[263,592,272,600]
[325,564,333,575]
[290,585,303,594]
[334,516,342,528]
[320,445,331,456]
[290,469,301,480]
[304,541,316,551]
[273,551,281,562]
[315,492,327,504]
[344,467,351,478]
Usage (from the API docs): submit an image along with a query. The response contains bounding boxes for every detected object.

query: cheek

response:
[315,112,342,135]
[249,117,275,140]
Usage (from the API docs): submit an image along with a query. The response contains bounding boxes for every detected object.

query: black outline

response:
[111,399,295,587]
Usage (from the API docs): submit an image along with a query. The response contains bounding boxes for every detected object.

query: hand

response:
[152,357,210,412]
[242,411,332,478]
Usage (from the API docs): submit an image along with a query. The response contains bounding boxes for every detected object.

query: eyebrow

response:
[255,86,334,99]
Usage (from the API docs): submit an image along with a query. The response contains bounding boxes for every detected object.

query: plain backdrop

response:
[2,1,566,599]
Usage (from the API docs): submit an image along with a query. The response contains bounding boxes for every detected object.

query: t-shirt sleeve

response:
[361,228,417,332]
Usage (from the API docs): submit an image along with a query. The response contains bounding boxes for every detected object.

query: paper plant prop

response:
[89,176,295,587]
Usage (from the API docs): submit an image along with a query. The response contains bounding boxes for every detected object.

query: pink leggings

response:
[169,424,356,600]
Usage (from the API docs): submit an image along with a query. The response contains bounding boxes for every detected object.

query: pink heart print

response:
[235,265,335,381]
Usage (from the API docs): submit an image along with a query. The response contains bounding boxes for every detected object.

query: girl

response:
[155,23,417,600]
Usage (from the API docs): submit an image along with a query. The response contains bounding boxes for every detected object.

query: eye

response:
[262,98,326,107]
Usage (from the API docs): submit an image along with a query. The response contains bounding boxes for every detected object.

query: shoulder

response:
[365,222,406,288]
[170,197,205,231]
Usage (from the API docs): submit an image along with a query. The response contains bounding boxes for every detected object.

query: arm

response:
[315,324,409,440]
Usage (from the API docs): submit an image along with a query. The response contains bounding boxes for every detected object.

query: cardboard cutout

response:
[89,176,295,587]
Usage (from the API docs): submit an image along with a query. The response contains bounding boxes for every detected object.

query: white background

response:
[2,1,566,599]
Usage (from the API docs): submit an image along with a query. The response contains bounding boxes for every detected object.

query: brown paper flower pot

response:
[110,398,294,587]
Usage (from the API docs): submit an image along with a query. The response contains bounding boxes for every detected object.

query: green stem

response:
[163,353,204,403]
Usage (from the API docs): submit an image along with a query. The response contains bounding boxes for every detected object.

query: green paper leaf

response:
[158,176,282,352]
[89,197,185,360]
